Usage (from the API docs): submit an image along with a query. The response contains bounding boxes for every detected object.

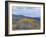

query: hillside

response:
[12,14,40,30]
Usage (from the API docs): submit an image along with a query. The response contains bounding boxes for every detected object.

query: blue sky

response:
[12,6,40,17]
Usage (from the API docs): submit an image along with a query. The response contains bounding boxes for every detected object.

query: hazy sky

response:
[12,6,40,17]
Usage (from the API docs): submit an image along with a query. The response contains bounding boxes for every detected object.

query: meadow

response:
[12,14,40,30]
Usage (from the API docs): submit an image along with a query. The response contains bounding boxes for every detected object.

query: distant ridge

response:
[12,14,40,21]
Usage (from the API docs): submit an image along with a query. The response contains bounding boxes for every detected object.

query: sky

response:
[12,6,40,17]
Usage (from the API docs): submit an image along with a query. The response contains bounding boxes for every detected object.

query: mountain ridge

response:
[12,14,40,21]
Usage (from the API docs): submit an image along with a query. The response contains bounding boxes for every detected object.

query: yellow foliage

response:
[22,18,35,23]
[21,18,36,27]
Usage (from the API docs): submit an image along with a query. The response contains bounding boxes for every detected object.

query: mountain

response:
[12,14,40,30]
[12,14,40,21]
